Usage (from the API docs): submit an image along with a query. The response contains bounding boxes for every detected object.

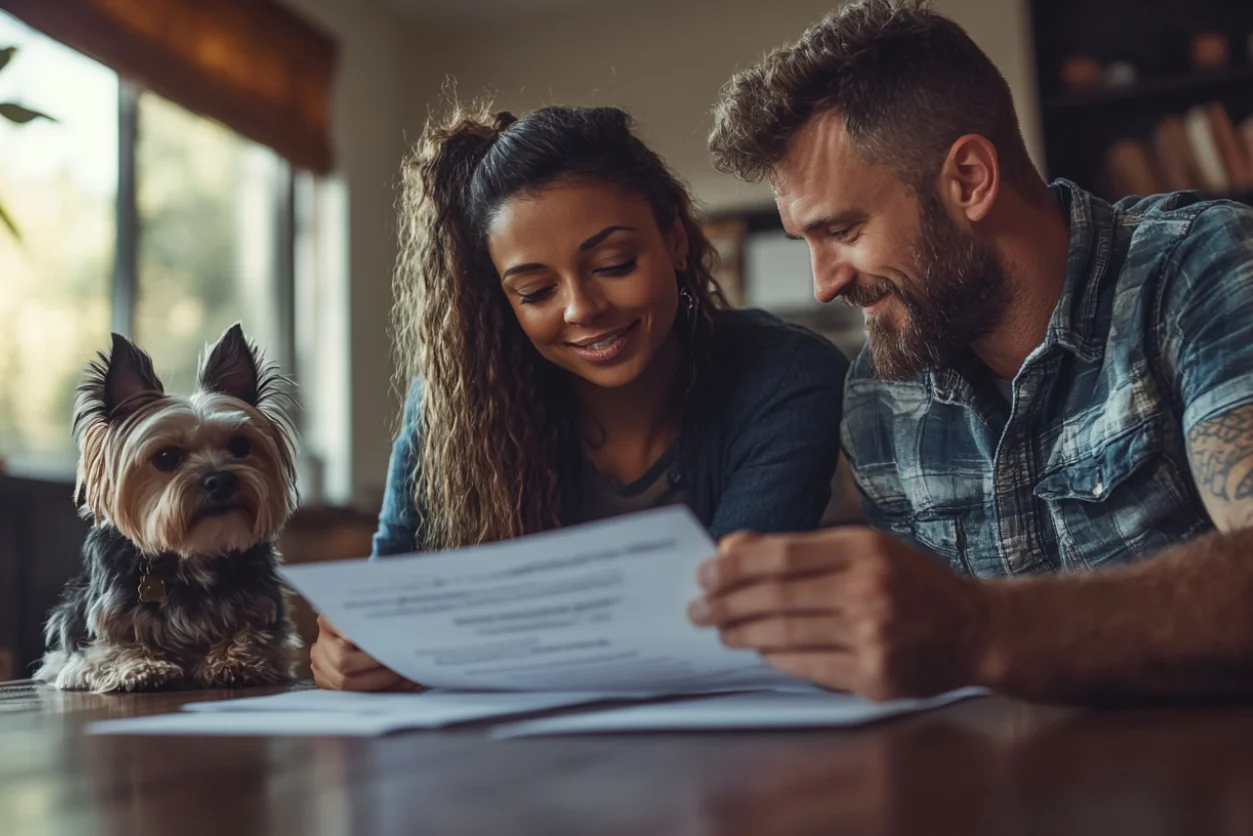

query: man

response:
[688,0,1253,703]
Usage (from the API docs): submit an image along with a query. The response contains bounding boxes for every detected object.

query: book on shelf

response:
[1152,116,1204,192]
[1241,117,1253,182]
[1107,103,1253,200]
[1206,103,1253,190]
[1183,105,1230,193]
[1102,138,1164,197]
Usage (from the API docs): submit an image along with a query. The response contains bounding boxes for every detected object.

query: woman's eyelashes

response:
[519,286,556,305]
[595,257,638,277]
[515,258,639,305]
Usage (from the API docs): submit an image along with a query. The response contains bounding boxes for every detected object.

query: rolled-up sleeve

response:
[1159,203,1253,435]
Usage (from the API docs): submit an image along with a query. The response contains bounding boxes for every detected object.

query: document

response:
[89,687,987,738]
[90,690,638,736]
[489,687,989,738]
[279,507,796,694]
[181,689,633,725]
[90,711,410,737]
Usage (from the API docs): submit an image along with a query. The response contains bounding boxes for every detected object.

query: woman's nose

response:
[564,280,609,324]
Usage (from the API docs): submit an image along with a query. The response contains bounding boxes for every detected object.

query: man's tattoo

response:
[1187,406,1253,502]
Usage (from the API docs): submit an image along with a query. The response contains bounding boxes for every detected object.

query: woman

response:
[312,103,849,691]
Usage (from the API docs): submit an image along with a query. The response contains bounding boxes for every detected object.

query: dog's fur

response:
[35,324,302,693]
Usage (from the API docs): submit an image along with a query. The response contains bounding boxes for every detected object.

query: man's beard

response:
[842,189,1010,381]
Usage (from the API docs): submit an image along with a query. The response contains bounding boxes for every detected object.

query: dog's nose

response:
[201,471,238,501]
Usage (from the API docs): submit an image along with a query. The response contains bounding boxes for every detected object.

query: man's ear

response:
[939,134,1000,224]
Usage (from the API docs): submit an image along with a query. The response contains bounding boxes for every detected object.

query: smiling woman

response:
[309,102,850,693]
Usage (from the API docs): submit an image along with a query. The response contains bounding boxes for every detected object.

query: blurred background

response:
[1,0,1249,679]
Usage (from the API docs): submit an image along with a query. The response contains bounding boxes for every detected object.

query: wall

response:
[281,0,455,506]
[407,0,1042,213]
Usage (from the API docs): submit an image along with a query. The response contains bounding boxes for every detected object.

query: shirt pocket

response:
[911,513,972,575]
[1033,417,1208,569]
[854,462,977,575]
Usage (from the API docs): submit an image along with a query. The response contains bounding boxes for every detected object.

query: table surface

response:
[6,680,1253,836]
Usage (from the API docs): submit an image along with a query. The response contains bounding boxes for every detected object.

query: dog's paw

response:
[192,656,288,689]
[34,651,69,686]
[193,630,296,688]
[42,652,96,691]
[92,655,185,693]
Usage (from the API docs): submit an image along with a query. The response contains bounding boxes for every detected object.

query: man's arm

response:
[691,403,1253,706]
[689,473,1253,704]
[1185,404,1253,530]
[973,404,1253,702]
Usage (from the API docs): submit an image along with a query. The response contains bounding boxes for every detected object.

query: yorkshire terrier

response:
[35,324,302,693]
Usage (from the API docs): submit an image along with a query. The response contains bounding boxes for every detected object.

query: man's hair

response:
[709,0,1042,199]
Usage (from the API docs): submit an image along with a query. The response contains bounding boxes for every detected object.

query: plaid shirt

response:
[841,180,1253,578]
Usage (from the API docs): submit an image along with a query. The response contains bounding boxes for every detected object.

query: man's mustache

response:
[836,277,897,309]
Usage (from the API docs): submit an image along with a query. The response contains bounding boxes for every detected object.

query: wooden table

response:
[6,680,1253,836]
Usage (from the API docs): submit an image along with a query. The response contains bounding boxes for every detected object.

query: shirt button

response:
[1092,478,1105,497]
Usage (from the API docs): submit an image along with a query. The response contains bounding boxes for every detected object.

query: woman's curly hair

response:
[392,101,726,550]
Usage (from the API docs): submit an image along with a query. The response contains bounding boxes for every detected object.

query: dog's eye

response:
[152,448,183,472]
[228,436,251,458]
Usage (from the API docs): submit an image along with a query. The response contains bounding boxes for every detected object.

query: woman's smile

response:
[567,320,640,364]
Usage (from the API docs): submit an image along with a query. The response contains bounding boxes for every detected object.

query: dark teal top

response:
[372,308,849,555]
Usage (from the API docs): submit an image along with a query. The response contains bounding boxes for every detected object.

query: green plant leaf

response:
[0,197,22,241]
[0,103,54,124]
[0,47,15,74]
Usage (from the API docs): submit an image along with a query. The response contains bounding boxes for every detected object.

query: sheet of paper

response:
[181,689,634,726]
[490,687,989,738]
[279,507,796,693]
[89,711,410,737]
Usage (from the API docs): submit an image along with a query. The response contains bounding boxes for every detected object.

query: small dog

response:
[35,324,302,693]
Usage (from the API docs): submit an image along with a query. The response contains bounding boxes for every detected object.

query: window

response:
[0,11,293,478]
[134,94,290,398]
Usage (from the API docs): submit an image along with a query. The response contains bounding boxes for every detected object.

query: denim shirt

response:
[373,308,849,556]
[841,180,1253,578]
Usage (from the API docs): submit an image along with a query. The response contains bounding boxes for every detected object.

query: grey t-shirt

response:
[578,444,686,522]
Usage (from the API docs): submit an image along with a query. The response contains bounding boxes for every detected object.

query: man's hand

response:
[309,614,422,692]
[688,527,991,701]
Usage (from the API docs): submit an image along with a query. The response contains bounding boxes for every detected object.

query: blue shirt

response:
[841,180,1253,577]
[373,308,849,555]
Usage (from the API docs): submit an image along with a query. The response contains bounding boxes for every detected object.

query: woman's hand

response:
[310,614,422,692]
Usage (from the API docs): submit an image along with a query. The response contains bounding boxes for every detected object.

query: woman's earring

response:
[677,269,697,319]
[679,287,696,318]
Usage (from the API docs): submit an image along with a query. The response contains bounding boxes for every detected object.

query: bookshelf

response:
[1030,0,1253,205]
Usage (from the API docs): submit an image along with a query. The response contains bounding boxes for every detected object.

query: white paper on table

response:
[489,687,989,738]
[88,711,410,737]
[181,689,638,727]
[279,506,797,694]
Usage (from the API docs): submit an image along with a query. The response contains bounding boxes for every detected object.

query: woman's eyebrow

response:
[579,225,635,251]
[501,262,545,279]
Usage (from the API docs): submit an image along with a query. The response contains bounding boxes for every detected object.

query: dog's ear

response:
[199,323,261,405]
[103,333,164,417]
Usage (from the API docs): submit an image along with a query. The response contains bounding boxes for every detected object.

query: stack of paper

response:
[90,690,639,736]
[87,508,987,738]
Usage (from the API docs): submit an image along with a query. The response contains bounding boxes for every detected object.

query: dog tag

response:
[138,573,168,604]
